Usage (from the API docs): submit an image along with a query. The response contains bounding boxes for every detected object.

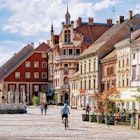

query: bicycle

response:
[64,117,67,130]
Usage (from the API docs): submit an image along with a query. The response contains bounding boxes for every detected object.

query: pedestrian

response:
[61,103,70,127]
[131,109,136,128]
[44,102,48,115]
[40,102,44,115]
[121,109,126,123]
[86,103,91,114]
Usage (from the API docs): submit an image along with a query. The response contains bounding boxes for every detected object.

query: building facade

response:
[48,8,113,105]
[100,50,117,92]
[0,42,50,103]
[78,11,140,108]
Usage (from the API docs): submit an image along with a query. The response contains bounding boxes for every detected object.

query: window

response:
[110,66,113,75]
[42,62,47,68]
[42,85,47,92]
[118,61,120,68]
[63,48,66,55]
[84,63,86,73]
[34,61,39,68]
[126,58,129,66]
[34,72,39,79]
[64,64,68,72]
[93,62,96,71]
[80,64,82,74]
[122,75,125,86]
[133,53,135,59]
[69,49,73,55]
[25,61,30,68]
[89,63,91,72]
[122,59,125,67]
[76,49,80,55]
[15,72,20,78]
[132,65,136,80]
[80,81,82,89]
[93,79,96,89]
[107,67,110,75]
[42,52,47,58]
[64,30,71,43]
[89,80,91,89]
[34,85,39,92]
[25,72,30,78]
[76,64,79,71]
[84,80,86,89]
[126,74,129,86]
[9,85,15,91]
[64,77,69,85]
[42,72,47,79]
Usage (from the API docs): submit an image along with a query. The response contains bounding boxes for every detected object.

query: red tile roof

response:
[0,44,34,79]
[75,23,112,45]
[79,14,140,59]
[35,42,50,51]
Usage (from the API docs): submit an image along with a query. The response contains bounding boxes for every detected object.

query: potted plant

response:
[89,112,97,122]
[101,89,120,125]
[93,93,105,123]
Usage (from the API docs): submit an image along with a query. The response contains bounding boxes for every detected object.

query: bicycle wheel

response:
[64,118,67,130]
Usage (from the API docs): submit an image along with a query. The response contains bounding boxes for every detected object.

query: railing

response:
[55,55,79,61]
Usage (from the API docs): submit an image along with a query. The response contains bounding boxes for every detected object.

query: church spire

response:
[65,4,70,26]
[51,21,54,34]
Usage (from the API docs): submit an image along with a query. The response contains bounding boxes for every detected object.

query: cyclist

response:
[61,103,70,127]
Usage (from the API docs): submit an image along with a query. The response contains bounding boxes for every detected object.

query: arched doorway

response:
[65,93,68,104]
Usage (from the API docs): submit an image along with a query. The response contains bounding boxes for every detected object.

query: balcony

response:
[55,55,79,61]
[60,85,69,92]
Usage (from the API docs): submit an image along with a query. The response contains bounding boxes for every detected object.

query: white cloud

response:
[93,0,114,11]
[2,0,97,36]
[0,40,24,66]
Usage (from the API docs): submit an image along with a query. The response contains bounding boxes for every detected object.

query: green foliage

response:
[32,96,39,105]
[53,93,58,103]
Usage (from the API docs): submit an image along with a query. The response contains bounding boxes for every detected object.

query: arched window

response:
[64,77,69,85]
[64,30,71,43]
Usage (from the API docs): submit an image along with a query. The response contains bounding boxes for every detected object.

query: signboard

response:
[80,90,86,94]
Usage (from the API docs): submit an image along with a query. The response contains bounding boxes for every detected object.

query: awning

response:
[120,89,140,101]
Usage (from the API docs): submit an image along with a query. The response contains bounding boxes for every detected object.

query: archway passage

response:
[65,93,68,104]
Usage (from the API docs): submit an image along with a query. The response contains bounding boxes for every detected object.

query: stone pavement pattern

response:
[0,105,140,140]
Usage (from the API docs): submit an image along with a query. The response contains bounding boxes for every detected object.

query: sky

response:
[0,0,140,66]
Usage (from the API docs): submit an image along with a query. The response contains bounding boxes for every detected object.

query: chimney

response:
[77,17,82,26]
[129,11,133,20]
[31,42,34,47]
[119,16,124,23]
[88,18,93,25]
[107,19,112,25]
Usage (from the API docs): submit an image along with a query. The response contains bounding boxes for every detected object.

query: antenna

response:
[112,6,115,22]
[110,0,116,23]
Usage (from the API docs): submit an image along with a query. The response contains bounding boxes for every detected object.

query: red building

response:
[100,49,117,92]
[0,42,50,103]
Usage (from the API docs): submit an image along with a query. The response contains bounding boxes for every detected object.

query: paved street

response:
[0,105,140,140]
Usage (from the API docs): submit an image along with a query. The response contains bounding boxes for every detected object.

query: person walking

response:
[61,103,70,127]
[86,103,91,114]
[40,102,44,115]
[44,102,48,115]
